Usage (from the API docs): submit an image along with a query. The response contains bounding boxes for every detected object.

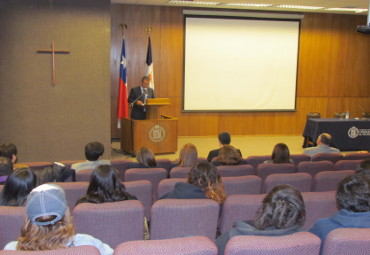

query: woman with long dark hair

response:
[0,168,36,206]
[264,143,293,164]
[216,185,306,255]
[76,165,136,205]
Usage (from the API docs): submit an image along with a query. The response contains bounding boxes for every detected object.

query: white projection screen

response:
[183,15,300,112]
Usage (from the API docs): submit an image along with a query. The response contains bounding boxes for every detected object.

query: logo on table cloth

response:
[348,126,370,139]
[149,125,166,143]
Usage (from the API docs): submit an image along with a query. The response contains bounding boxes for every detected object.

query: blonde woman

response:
[4,184,113,254]
[171,143,198,169]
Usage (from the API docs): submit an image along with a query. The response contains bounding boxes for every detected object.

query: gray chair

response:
[256,163,296,180]
[0,206,26,249]
[0,245,101,255]
[334,159,363,171]
[170,167,191,178]
[157,178,186,198]
[216,164,256,177]
[54,182,89,211]
[297,160,334,177]
[262,173,312,193]
[245,155,271,169]
[123,180,152,219]
[312,170,355,192]
[311,153,344,164]
[223,175,262,195]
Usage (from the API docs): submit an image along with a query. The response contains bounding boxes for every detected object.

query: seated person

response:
[0,157,14,184]
[263,143,294,164]
[0,142,27,169]
[160,162,226,204]
[309,174,370,253]
[170,143,198,170]
[0,168,36,206]
[207,132,242,162]
[355,159,370,178]
[4,183,113,254]
[212,145,244,166]
[127,147,157,169]
[303,133,340,157]
[71,141,110,172]
[36,162,76,185]
[216,185,305,255]
[76,165,136,205]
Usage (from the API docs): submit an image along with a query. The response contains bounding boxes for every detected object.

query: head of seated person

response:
[187,162,226,203]
[255,184,306,230]
[76,165,136,205]
[356,159,370,178]
[0,156,14,179]
[317,133,332,146]
[218,132,231,146]
[270,143,292,164]
[0,142,18,164]
[136,147,157,167]
[85,141,105,161]
[178,143,198,168]
[0,167,36,206]
[215,145,242,165]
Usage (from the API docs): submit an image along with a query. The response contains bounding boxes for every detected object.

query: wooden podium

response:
[121,98,178,155]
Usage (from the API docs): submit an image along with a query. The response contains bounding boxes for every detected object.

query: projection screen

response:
[183,15,300,112]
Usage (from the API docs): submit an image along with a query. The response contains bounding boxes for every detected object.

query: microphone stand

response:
[129,93,145,108]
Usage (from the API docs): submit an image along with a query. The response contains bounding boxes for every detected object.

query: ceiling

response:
[111,0,369,15]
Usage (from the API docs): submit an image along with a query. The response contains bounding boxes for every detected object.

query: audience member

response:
[0,168,36,206]
[0,157,14,184]
[303,133,340,157]
[71,142,110,172]
[76,165,136,205]
[0,142,18,164]
[170,143,198,169]
[356,159,370,178]
[207,132,242,162]
[263,143,294,164]
[215,185,305,255]
[4,183,113,254]
[127,147,157,169]
[309,174,370,253]
[36,162,76,185]
[160,162,226,203]
[212,145,244,166]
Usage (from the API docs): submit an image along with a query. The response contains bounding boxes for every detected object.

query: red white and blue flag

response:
[117,38,128,128]
[145,36,154,89]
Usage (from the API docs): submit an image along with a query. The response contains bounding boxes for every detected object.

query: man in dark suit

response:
[128,76,155,120]
[207,132,242,162]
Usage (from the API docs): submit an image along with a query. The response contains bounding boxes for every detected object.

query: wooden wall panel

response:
[111,5,370,138]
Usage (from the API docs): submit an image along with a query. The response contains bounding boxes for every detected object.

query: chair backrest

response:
[156,159,172,172]
[219,194,265,234]
[58,160,83,168]
[307,112,321,119]
[262,173,312,193]
[224,232,321,255]
[73,200,144,248]
[301,191,337,230]
[334,159,363,171]
[343,152,370,160]
[0,245,101,255]
[157,178,187,198]
[245,155,271,169]
[54,182,89,211]
[123,180,152,219]
[114,236,218,255]
[0,206,26,249]
[169,167,191,178]
[150,199,219,240]
[312,170,355,192]
[290,154,311,165]
[322,228,370,255]
[75,168,94,182]
[111,159,133,176]
[223,175,262,195]
[311,153,344,164]
[297,160,334,177]
[124,168,167,201]
[18,161,53,171]
[256,163,296,180]
[216,164,256,177]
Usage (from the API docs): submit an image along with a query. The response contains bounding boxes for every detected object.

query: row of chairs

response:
[2,229,370,255]
[5,228,370,255]
[0,190,338,249]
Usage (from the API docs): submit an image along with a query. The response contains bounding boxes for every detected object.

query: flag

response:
[145,36,154,89]
[117,38,128,128]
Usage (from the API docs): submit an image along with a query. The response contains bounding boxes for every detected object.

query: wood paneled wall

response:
[111,5,370,138]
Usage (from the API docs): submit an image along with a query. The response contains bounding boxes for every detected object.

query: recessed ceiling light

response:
[276,5,324,10]
[224,3,273,8]
[168,0,219,5]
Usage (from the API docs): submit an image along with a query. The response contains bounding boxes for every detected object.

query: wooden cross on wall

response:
[37,41,70,85]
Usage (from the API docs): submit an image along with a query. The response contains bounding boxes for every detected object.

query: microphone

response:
[143,88,148,105]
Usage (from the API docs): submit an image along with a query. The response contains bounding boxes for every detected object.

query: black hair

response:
[85,142,104,161]
[218,132,231,145]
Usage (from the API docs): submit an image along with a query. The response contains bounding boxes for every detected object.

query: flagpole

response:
[117,24,129,129]
[145,27,154,89]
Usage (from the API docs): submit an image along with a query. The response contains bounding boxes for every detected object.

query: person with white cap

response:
[3,183,113,254]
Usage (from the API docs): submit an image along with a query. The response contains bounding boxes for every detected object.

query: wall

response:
[0,0,111,162]
[111,5,370,138]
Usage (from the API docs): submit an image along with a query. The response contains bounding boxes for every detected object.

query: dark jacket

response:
[207,148,243,162]
[216,220,303,255]
[159,182,206,200]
